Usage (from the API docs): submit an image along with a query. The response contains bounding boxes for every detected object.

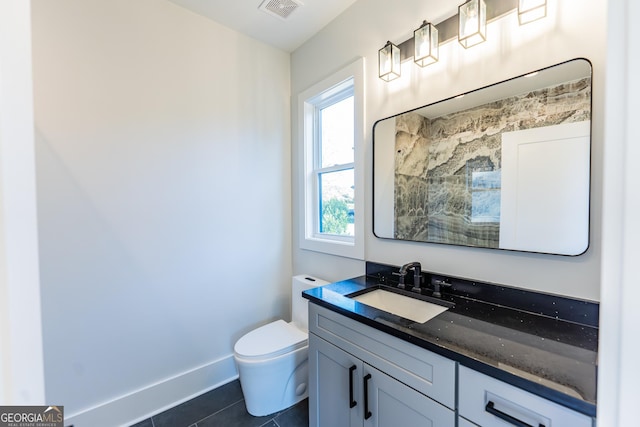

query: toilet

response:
[233,274,329,416]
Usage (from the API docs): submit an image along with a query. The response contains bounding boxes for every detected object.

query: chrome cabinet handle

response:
[485,401,545,427]
[363,373,372,420]
[348,365,357,408]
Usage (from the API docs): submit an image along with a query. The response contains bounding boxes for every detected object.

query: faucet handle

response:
[392,270,408,289]
[431,278,452,298]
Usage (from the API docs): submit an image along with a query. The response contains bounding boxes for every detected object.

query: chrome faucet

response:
[395,262,423,293]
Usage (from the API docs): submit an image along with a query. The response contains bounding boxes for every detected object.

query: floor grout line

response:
[191,397,246,426]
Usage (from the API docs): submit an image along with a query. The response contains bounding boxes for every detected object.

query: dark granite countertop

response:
[302,264,598,417]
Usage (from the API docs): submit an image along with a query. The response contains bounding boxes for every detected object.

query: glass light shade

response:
[379,41,401,82]
[458,0,486,49]
[414,21,439,67]
[518,0,547,25]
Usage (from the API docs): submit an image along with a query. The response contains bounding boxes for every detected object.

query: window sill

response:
[300,235,363,260]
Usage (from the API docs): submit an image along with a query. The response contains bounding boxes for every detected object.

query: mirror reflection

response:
[373,58,591,255]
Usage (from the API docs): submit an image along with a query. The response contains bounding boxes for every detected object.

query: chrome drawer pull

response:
[485,401,545,427]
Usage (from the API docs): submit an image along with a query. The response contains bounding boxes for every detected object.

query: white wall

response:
[0,0,45,405]
[31,0,291,424]
[597,1,640,425]
[291,0,605,301]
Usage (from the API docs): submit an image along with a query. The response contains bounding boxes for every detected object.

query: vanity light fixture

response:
[379,41,401,81]
[518,0,547,25]
[378,0,548,82]
[414,20,439,67]
[458,0,487,48]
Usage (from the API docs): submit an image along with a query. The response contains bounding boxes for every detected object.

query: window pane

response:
[470,171,501,223]
[320,96,354,167]
[319,169,354,236]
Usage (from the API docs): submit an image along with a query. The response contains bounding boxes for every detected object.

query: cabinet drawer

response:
[459,366,592,427]
[309,303,456,409]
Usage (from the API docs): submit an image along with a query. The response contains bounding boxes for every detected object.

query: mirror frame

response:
[372,58,593,256]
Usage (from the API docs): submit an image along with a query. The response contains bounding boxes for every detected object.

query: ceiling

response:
[166,0,359,52]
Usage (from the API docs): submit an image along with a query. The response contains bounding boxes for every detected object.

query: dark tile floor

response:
[129,380,309,427]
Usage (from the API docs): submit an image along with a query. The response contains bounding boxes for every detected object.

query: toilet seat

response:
[234,320,307,360]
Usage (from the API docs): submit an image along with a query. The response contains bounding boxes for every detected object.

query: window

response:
[317,92,354,237]
[299,58,364,259]
[469,170,501,223]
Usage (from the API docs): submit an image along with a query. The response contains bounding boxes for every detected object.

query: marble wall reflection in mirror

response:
[373,58,591,255]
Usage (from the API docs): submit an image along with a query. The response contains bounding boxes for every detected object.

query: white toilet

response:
[233,274,329,416]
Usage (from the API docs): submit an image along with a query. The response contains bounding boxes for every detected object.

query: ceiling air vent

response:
[258,0,303,20]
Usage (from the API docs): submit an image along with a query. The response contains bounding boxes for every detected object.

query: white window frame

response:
[298,58,365,259]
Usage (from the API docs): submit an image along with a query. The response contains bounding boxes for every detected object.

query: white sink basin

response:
[351,289,449,323]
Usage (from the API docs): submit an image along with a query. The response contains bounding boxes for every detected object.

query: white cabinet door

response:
[309,333,362,427]
[364,364,455,427]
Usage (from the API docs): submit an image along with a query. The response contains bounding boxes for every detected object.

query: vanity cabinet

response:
[308,303,456,427]
[308,302,595,427]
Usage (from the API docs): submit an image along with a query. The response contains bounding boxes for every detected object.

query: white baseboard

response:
[64,355,238,427]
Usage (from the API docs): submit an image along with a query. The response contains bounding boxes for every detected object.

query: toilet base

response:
[235,345,309,416]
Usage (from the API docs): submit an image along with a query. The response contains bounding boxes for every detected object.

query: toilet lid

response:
[234,320,307,359]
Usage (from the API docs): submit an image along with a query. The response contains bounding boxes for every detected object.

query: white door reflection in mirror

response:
[499,122,590,255]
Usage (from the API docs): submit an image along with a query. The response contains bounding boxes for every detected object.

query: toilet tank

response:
[291,275,329,331]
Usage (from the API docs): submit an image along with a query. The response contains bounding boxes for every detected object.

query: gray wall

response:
[291,0,605,302]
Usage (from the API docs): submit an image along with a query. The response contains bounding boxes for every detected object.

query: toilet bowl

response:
[233,275,329,417]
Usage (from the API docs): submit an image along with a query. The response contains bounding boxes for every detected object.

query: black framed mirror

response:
[373,58,592,255]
